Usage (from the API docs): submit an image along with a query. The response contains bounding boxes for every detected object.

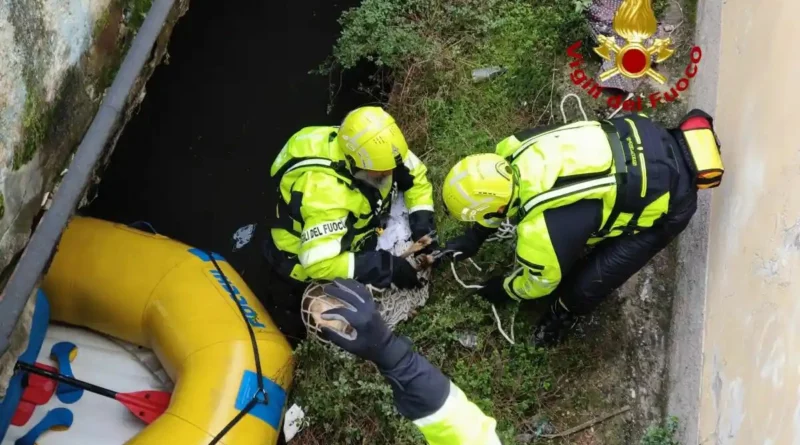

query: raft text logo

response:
[210,269,266,329]
[566,0,702,111]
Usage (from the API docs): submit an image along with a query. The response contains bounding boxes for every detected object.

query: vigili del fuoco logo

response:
[566,0,702,112]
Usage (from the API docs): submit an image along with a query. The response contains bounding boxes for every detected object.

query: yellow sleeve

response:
[400,149,434,214]
[414,383,501,445]
[294,172,355,280]
[504,214,561,300]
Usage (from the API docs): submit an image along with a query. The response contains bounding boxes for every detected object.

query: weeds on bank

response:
[293,0,630,444]
[319,0,586,238]
[641,416,681,445]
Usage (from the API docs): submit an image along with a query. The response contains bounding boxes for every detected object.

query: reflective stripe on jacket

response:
[495,115,681,300]
[267,126,433,283]
[414,382,501,445]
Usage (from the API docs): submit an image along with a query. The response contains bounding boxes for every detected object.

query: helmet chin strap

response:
[483,171,520,226]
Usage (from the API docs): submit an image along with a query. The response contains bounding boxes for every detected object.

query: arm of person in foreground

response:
[318,278,501,445]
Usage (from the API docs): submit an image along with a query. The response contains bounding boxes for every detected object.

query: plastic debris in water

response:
[283,404,305,441]
[472,66,507,83]
[457,331,478,349]
[232,224,257,251]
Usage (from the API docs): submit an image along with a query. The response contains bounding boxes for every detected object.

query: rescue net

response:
[301,195,431,340]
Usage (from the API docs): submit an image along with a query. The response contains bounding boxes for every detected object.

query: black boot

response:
[530,299,578,348]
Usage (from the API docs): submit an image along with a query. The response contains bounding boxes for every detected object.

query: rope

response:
[492,304,516,345]
[560,93,588,123]
[560,90,638,121]
[485,219,517,243]
[448,252,516,345]
[208,254,267,445]
[607,92,635,119]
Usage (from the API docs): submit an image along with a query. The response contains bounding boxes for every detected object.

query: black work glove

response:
[439,223,497,264]
[476,275,511,307]
[408,210,439,255]
[391,255,422,289]
[442,234,480,261]
[319,279,413,370]
[319,278,451,419]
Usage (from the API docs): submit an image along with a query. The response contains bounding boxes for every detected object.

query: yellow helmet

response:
[337,107,408,171]
[442,153,516,228]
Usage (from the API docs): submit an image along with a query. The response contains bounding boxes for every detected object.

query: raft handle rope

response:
[207,254,267,445]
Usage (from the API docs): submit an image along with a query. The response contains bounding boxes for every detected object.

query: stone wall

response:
[0,0,187,285]
[0,0,188,395]
[696,1,800,443]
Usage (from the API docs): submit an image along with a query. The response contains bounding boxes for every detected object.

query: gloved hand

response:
[391,255,422,289]
[319,278,412,370]
[417,236,440,257]
[437,223,496,265]
[409,210,438,256]
[442,234,481,261]
[476,275,511,306]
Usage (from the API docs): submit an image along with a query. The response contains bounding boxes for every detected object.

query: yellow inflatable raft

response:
[40,216,294,445]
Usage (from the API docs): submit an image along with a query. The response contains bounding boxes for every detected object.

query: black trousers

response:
[260,251,310,345]
[556,187,698,315]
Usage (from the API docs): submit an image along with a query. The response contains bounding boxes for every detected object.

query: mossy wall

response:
[0,0,187,283]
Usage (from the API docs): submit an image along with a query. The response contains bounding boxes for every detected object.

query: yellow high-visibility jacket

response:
[266,126,434,287]
[413,382,501,445]
[495,115,682,300]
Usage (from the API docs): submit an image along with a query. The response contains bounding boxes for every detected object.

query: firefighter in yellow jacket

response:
[264,107,436,301]
[438,110,724,347]
[319,278,501,445]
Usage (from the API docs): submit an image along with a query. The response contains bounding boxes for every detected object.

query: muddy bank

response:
[83,0,371,337]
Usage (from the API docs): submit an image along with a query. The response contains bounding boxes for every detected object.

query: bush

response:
[323,0,586,235]
[641,416,681,445]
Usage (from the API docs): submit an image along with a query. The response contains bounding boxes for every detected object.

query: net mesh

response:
[301,194,431,340]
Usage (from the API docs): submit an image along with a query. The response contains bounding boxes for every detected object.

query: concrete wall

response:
[0,0,185,283]
[2,0,111,276]
[695,0,800,443]
[0,0,187,394]
[666,0,722,442]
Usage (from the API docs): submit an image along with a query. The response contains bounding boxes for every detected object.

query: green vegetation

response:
[0,192,5,220]
[296,2,596,444]
[572,0,593,14]
[293,0,686,443]
[653,0,670,18]
[641,416,681,445]
[126,0,153,32]
[319,0,586,239]
[15,86,52,170]
[93,9,111,39]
